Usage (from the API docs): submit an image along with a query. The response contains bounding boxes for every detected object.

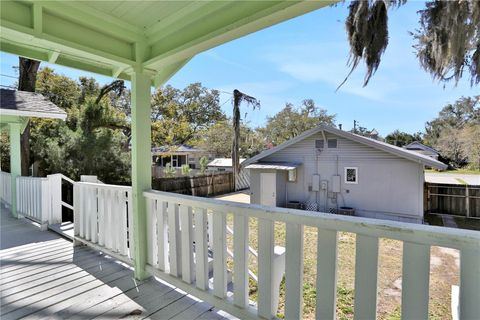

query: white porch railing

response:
[0,170,11,206]
[143,190,480,320]
[73,182,134,263]
[15,174,70,226]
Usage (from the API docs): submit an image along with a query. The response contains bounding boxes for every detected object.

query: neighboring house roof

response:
[208,158,245,167]
[152,145,205,154]
[245,162,301,171]
[0,89,67,120]
[403,141,439,155]
[243,125,447,170]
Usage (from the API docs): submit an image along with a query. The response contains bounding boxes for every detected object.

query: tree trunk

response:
[18,57,41,176]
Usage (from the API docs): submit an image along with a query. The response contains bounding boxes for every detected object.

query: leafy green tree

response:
[17,68,132,184]
[385,130,422,147]
[151,83,226,146]
[261,100,336,146]
[460,124,480,170]
[424,96,479,168]
[163,163,176,178]
[199,121,265,158]
[181,164,192,176]
[199,156,209,174]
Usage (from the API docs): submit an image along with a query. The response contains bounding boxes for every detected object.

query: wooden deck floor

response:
[0,206,233,320]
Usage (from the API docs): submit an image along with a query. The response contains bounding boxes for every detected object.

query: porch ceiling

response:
[0,0,335,84]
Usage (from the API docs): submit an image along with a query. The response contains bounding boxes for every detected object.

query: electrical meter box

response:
[312,174,320,191]
[321,180,328,190]
[332,175,341,193]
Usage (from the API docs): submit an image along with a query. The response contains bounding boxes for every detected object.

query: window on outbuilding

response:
[344,167,358,184]
[328,139,337,148]
[315,139,324,149]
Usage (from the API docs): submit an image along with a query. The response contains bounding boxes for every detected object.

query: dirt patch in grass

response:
[224,215,458,319]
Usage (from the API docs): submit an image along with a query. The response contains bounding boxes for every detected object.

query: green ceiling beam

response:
[1,0,337,87]
[143,0,336,69]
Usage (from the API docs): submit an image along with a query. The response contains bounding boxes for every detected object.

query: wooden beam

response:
[144,0,336,69]
[32,3,42,36]
[47,50,60,64]
[145,1,233,45]
[152,58,191,88]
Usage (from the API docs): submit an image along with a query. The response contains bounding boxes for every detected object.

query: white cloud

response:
[262,42,401,102]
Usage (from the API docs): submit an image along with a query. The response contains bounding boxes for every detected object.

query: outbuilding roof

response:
[242,125,447,170]
[403,141,439,154]
[152,145,205,154]
[0,89,67,120]
[245,162,301,171]
[208,158,245,167]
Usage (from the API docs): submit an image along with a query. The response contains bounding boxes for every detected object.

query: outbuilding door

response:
[260,172,276,206]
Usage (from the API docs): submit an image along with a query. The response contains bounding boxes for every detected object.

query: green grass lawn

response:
[425,168,480,175]
[223,215,457,319]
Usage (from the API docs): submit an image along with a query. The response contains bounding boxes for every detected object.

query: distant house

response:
[207,158,246,172]
[403,141,440,160]
[242,125,446,223]
[152,145,215,177]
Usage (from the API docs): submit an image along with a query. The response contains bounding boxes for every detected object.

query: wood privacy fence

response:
[425,183,480,218]
[152,172,234,197]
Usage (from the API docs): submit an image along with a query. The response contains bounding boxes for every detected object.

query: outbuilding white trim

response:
[242,125,447,170]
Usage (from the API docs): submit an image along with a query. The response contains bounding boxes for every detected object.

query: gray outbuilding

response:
[242,125,447,223]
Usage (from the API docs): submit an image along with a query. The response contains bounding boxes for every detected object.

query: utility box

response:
[332,175,341,193]
[321,180,328,190]
[312,174,320,192]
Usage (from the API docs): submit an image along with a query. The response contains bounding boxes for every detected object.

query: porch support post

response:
[9,123,21,218]
[131,71,152,280]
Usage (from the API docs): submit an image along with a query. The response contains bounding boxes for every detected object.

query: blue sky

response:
[0,2,477,136]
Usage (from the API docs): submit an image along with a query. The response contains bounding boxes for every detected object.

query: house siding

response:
[250,132,425,222]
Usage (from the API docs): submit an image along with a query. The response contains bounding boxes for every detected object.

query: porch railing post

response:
[131,70,152,280]
[9,123,21,218]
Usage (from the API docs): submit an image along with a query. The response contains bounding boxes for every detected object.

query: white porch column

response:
[131,71,152,280]
[9,123,21,218]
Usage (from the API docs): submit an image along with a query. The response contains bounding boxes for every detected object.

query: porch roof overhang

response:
[0,0,336,85]
[0,89,66,132]
[245,161,301,171]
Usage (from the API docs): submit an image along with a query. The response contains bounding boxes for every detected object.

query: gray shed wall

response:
[250,132,424,222]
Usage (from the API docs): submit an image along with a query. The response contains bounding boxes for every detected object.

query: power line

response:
[0,74,17,79]
[0,84,17,89]
[219,97,232,108]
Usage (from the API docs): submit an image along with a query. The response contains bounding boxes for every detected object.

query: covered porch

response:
[0,205,231,320]
[1,1,480,319]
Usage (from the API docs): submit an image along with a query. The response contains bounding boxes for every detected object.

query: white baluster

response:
[156,201,167,271]
[233,214,249,308]
[401,242,430,319]
[168,203,181,277]
[180,205,194,284]
[285,223,304,320]
[354,234,379,320]
[212,211,227,298]
[316,229,338,320]
[194,207,208,290]
[258,218,275,319]
[460,248,480,319]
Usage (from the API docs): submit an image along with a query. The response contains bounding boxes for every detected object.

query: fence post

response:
[47,174,63,224]
[465,186,470,218]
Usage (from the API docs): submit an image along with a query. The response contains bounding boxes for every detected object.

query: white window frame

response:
[344,167,358,184]
[172,155,179,167]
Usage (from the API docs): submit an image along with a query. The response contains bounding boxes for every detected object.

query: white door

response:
[260,172,276,207]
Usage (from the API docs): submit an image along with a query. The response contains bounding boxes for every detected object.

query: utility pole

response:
[353,120,357,133]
